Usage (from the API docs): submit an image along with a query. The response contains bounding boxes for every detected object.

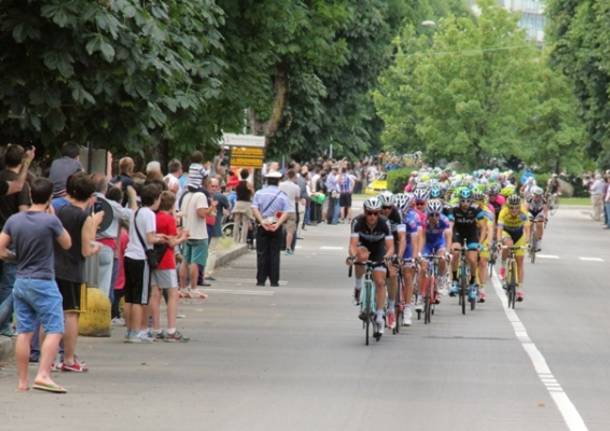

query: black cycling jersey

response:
[449,205,484,245]
[350,214,393,262]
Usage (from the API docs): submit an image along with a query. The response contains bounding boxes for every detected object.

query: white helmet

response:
[532,186,544,196]
[377,191,395,207]
[363,197,382,211]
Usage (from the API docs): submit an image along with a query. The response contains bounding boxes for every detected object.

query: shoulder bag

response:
[134,208,166,269]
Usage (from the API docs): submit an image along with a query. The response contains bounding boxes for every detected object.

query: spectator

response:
[150,191,189,342]
[123,184,168,343]
[338,167,355,223]
[0,145,34,198]
[164,159,183,197]
[0,145,32,337]
[54,172,104,372]
[114,156,136,206]
[325,167,340,224]
[279,170,301,255]
[605,176,610,229]
[179,169,211,299]
[232,169,254,244]
[0,178,71,393]
[111,223,129,326]
[205,177,230,279]
[187,151,207,192]
[251,171,289,287]
[49,142,82,210]
[590,173,605,222]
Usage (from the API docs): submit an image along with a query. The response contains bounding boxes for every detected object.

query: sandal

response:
[33,381,67,394]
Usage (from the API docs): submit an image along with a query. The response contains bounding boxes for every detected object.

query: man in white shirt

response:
[179,175,211,298]
[279,170,301,254]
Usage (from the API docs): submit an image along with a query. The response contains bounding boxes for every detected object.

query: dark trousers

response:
[327,197,338,224]
[256,226,282,285]
[311,201,322,224]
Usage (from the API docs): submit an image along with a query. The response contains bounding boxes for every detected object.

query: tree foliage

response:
[547,0,610,168]
[374,0,587,172]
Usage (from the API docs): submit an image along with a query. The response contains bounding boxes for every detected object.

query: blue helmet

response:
[459,188,472,201]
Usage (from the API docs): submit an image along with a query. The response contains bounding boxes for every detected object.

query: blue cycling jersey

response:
[402,209,420,259]
[424,214,450,245]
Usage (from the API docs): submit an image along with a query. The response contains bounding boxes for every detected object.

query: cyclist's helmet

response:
[426,199,444,215]
[377,191,395,207]
[500,184,515,197]
[507,194,521,208]
[363,197,382,211]
[429,187,442,199]
[488,183,501,196]
[472,190,485,202]
[532,186,544,197]
[394,193,409,212]
[459,188,472,201]
[413,188,429,202]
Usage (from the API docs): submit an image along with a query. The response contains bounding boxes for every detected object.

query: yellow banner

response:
[231,147,264,157]
[231,157,264,168]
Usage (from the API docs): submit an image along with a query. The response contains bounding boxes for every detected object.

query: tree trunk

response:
[264,61,288,139]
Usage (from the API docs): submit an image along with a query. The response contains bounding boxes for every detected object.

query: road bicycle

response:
[546,192,559,217]
[420,255,446,324]
[391,257,407,334]
[453,242,477,314]
[348,259,383,345]
[499,245,528,309]
[527,218,544,264]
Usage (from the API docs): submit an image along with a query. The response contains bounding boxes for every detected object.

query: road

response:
[0,205,607,431]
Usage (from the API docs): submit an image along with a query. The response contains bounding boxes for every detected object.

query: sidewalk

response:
[0,240,249,364]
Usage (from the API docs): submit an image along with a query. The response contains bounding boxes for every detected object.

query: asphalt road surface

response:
[0,205,607,431]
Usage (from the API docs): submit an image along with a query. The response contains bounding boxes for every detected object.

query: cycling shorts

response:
[529,208,545,220]
[501,230,526,257]
[403,242,414,260]
[423,237,445,256]
[452,230,479,250]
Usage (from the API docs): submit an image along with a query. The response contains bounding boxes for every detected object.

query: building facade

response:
[497,0,545,43]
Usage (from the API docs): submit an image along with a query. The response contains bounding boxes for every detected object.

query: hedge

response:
[387,168,412,193]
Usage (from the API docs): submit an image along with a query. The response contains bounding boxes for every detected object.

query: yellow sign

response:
[232,147,264,157]
[230,146,264,168]
[231,157,264,168]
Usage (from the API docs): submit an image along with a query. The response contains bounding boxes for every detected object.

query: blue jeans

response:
[303,203,311,226]
[97,244,115,298]
[606,202,610,226]
[332,199,340,224]
[0,262,17,333]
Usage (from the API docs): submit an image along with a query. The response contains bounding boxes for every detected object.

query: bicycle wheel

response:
[529,228,536,264]
[470,284,477,311]
[460,266,467,315]
[394,276,403,334]
[425,276,434,324]
[365,320,370,345]
[363,281,372,345]
[508,261,517,309]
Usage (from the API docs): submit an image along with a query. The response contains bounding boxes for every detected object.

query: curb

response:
[0,336,14,365]
[214,243,249,269]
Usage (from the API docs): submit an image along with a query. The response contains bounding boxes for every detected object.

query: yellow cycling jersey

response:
[497,205,529,231]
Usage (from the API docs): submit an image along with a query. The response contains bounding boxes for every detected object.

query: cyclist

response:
[349,197,395,337]
[497,194,530,302]
[418,199,451,304]
[397,193,421,326]
[487,184,505,224]
[525,186,547,252]
[378,192,406,331]
[449,188,487,302]
[546,173,560,196]
[473,190,494,302]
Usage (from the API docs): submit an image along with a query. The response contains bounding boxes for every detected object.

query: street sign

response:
[223,133,266,168]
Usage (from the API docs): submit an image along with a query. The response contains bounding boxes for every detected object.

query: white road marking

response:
[206,278,288,286]
[320,246,345,251]
[537,254,560,259]
[491,273,589,431]
[578,257,604,262]
[205,288,274,296]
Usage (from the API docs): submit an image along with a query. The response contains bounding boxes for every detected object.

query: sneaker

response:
[403,306,413,326]
[165,331,190,343]
[414,297,423,312]
[468,284,478,302]
[516,290,524,302]
[61,361,88,373]
[375,315,385,336]
[478,291,486,303]
[124,335,142,344]
[154,331,167,341]
[499,267,506,280]
[111,317,125,326]
[449,281,459,297]
[353,288,361,305]
[137,332,154,343]
[176,314,186,319]
[387,312,396,330]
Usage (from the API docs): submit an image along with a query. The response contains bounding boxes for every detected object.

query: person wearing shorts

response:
[54,172,104,372]
[0,178,71,393]
[150,191,189,342]
[124,184,167,343]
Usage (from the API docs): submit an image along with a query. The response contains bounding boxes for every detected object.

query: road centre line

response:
[320,246,345,251]
[491,273,589,431]
[205,288,274,296]
[578,257,604,262]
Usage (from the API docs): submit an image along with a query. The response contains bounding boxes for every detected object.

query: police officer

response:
[251,171,290,287]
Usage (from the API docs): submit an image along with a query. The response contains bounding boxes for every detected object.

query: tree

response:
[374,0,586,171]
[0,0,225,160]
[547,0,610,168]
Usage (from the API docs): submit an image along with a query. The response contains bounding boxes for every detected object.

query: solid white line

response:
[537,254,560,259]
[491,273,589,431]
[320,246,345,251]
[578,257,604,262]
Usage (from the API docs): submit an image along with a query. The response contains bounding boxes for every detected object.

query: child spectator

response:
[54,172,104,372]
[123,184,168,343]
[0,178,71,393]
[150,191,189,342]
[111,225,129,326]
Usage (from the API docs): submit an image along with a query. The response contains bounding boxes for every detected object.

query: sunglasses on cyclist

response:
[415,201,426,206]
[460,199,472,204]
[428,212,441,217]
[382,206,392,210]
[365,211,380,217]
